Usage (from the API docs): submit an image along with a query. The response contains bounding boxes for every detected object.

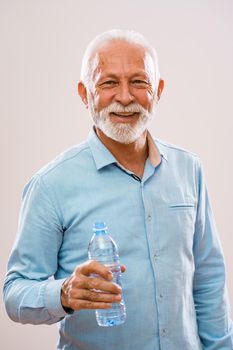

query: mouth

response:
[109,112,139,122]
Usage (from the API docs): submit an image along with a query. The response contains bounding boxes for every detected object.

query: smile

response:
[110,112,138,118]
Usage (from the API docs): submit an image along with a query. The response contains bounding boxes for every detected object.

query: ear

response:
[156,79,164,101]
[78,81,88,108]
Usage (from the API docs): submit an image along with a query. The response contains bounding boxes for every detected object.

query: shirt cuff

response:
[44,278,68,318]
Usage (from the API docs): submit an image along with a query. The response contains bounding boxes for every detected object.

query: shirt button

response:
[154,252,159,260]
[159,293,163,301]
[147,213,152,221]
[161,328,167,337]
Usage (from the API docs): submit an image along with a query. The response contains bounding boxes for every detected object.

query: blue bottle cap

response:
[93,222,107,231]
[93,221,108,235]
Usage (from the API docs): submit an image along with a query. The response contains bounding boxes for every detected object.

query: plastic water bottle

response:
[88,222,126,327]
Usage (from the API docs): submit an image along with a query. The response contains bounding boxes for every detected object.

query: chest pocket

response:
[165,200,196,251]
[168,202,196,210]
[158,199,196,258]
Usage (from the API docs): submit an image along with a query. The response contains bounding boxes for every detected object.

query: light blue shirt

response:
[4,128,233,349]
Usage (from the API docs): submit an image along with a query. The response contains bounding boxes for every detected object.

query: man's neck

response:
[95,127,148,178]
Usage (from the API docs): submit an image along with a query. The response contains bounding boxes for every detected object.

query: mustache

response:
[103,102,146,114]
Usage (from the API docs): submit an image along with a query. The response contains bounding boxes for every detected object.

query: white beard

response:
[87,97,156,144]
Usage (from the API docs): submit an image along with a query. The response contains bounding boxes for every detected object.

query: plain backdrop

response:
[1,1,232,349]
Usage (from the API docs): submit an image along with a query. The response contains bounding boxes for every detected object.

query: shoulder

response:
[23,140,94,192]
[36,141,91,177]
[154,138,200,162]
[153,137,203,181]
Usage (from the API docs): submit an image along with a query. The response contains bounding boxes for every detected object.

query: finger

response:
[78,260,113,281]
[74,289,122,303]
[72,299,113,310]
[81,275,122,294]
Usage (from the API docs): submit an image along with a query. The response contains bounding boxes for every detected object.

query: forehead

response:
[93,40,148,75]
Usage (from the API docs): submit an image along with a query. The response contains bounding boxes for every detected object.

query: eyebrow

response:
[98,71,150,81]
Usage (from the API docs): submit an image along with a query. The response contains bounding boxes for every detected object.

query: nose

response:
[115,82,134,106]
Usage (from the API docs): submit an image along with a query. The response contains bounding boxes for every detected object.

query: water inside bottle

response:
[95,267,126,327]
[96,299,126,327]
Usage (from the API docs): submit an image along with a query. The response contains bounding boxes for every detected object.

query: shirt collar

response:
[87,128,116,170]
[87,127,168,171]
[147,132,162,167]
[145,131,168,166]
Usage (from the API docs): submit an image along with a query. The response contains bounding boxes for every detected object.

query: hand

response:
[61,260,126,312]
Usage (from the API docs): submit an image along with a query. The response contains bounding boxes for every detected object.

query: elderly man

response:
[4,30,233,349]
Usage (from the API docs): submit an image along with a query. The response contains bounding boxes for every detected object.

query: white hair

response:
[80,29,161,92]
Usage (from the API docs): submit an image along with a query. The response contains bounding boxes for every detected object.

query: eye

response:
[132,80,149,87]
[100,80,117,87]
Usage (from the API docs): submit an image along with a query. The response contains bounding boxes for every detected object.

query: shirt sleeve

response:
[193,159,233,349]
[3,174,68,324]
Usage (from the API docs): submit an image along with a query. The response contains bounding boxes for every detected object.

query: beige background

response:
[1,0,232,349]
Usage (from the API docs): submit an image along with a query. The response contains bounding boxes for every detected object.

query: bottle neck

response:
[94,229,108,236]
[93,222,108,236]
